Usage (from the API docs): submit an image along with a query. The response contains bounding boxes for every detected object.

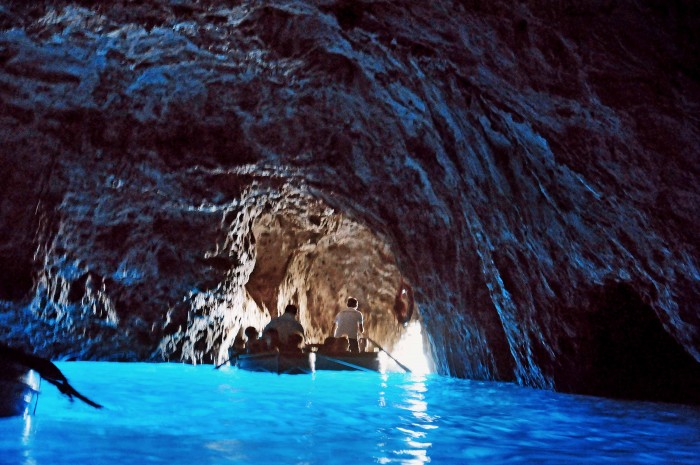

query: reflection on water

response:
[0,363,698,465]
[390,375,434,464]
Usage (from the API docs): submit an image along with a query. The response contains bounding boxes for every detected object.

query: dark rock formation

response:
[0,0,698,403]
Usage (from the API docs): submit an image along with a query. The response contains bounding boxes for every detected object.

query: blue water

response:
[1,362,698,464]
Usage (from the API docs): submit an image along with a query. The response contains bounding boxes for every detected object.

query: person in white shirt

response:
[333,297,365,353]
[264,304,305,350]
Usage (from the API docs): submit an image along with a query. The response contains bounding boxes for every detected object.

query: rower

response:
[332,297,364,353]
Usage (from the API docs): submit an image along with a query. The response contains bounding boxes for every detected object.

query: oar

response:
[315,354,375,373]
[0,343,102,409]
[46,377,103,409]
[214,359,231,369]
[366,337,412,373]
[215,352,241,369]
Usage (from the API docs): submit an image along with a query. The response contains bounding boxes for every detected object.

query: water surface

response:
[1,362,698,464]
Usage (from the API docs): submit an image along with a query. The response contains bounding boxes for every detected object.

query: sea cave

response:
[1,0,699,414]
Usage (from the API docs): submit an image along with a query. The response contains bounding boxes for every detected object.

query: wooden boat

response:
[235,348,383,374]
[314,351,382,372]
[0,362,41,417]
[236,351,315,375]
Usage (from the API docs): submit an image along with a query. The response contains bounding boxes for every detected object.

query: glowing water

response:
[1,362,698,464]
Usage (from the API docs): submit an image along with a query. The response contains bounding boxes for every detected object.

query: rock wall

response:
[0,0,698,402]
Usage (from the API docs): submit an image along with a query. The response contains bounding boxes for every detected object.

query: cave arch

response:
[243,195,416,353]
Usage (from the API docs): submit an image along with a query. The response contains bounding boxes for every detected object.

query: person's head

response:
[346,297,358,309]
[284,304,298,315]
[244,326,259,340]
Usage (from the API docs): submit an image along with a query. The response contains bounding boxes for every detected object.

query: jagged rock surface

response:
[0,0,698,403]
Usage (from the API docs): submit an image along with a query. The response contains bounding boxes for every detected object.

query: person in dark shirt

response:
[263,304,305,351]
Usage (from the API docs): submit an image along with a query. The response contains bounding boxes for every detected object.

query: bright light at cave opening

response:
[389,321,432,374]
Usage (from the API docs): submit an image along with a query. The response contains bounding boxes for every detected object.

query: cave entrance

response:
[244,196,418,356]
[389,320,433,374]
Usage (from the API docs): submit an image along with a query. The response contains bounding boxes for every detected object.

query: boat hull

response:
[0,363,40,417]
[314,352,381,372]
[236,352,315,375]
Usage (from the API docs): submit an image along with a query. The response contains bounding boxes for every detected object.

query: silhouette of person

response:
[244,326,265,353]
[333,297,364,353]
[263,304,305,350]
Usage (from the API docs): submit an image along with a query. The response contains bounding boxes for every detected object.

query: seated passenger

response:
[320,336,337,354]
[232,330,246,354]
[333,336,350,354]
[358,337,367,353]
[283,331,305,353]
[319,336,349,354]
[244,326,265,354]
[263,328,281,352]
